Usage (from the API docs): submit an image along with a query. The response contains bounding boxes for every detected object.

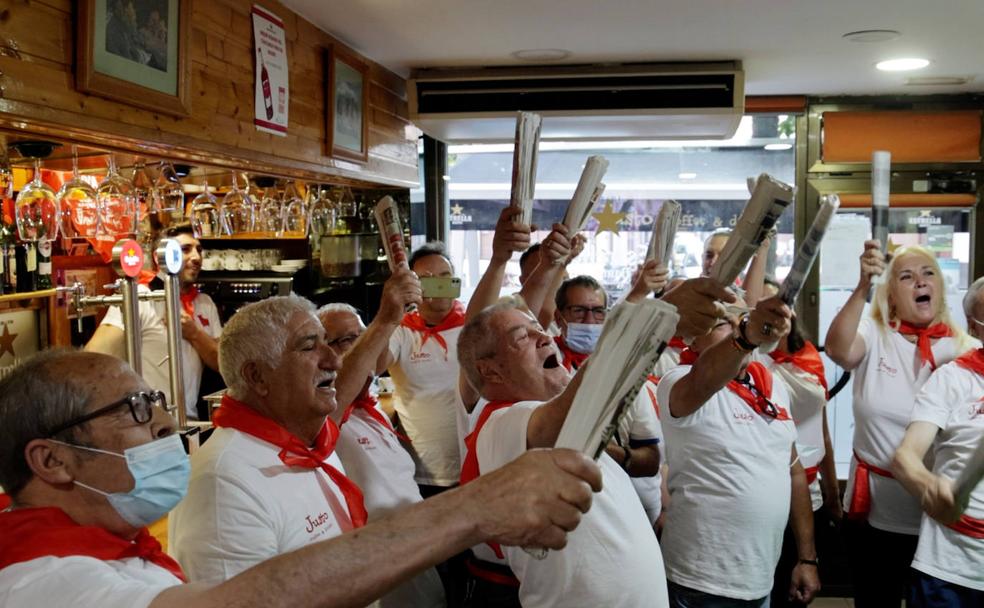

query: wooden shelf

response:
[0,288,56,304]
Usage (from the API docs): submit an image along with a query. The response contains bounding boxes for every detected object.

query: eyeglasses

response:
[564,305,607,321]
[47,390,167,437]
[736,378,781,418]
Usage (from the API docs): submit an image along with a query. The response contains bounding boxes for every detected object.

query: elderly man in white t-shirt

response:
[0,349,604,608]
[86,224,221,421]
[893,278,984,605]
[656,294,820,607]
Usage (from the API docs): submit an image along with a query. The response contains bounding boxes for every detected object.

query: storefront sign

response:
[0,310,40,380]
[252,5,289,136]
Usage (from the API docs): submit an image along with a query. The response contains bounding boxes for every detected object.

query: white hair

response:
[219,294,316,399]
[963,276,984,319]
[316,302,365,329]
[457,295,528,393]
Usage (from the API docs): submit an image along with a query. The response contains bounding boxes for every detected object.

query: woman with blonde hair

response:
[826,239,974,606]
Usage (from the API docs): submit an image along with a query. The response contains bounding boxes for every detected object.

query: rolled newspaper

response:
[554,298,680,458]
[709,173,794,287]
[563,156,609,233]
[777,194,840,306]
[871,150,891,286]
[647,200,682,267]
[509,112,543,226]
[373,195,408,271]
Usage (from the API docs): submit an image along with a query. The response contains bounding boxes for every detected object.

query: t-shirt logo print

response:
[877,356,898,377]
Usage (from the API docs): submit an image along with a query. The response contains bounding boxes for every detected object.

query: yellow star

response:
[887,239,902,255]
[450,204,464,216]
[591,200,628,235]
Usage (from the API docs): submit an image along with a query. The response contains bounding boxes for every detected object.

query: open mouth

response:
[915,294,931,305]
[543,354,560,370]
[316,374,336,390]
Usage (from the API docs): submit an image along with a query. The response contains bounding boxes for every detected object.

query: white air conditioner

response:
[408,61,744,143]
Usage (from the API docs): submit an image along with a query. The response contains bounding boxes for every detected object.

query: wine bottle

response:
[15,242,35,293]
[36,239,52,289]
[260,51,274,120]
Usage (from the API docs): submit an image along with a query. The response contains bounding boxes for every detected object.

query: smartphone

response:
[420,276,461,299]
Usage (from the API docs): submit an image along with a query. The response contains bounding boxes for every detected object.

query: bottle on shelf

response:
[15,241,37,293]
[36,238,52,289]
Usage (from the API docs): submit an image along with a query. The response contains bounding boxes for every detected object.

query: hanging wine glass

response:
[56,145,99,239]
[220,171,255,236]
[97,155,137,238]
[255,179,283,236]
[15,157,59,242]
[132,160,154,225]
[308,185,336,237]
[151,162,185,228]
[281,180,308,237]
[189,175,220,238]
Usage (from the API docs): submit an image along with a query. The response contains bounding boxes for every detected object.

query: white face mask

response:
[565,322,603,354]
[51,434,190,527]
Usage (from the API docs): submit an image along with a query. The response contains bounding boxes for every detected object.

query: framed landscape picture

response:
[326,46,369,162]
[76,0,192,116]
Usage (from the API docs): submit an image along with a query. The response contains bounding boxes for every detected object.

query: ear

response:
[475,358,507,387]
[241,361,269,397]
[553,308,565,331]
[23,439,76,486]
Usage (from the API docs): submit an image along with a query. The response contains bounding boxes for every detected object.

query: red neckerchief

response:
[213,395,368,528]
[955,348,984,376]
[554,336,589,371]
[340,386,410,443]
[645,375,661,419]
[460,399,517,558]
[0,507,186,582]
[769,341,829,397]
[896,321,953,370]
[668,336,687,351]
[679,347,699,365]
[726,362,791,421]
[947,515,984,539]
[400,300,466,358]
[846,451,895,521]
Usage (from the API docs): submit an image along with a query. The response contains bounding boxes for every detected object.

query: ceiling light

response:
[842,30,901,43]
[764,143,792,151]
[511,49,572,62]
[876,58,930,72]
[678,172,697,180]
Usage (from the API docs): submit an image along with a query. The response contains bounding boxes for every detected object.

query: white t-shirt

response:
[846,318,965,534]
[0,555,181,608]
[477,401,669,608]
[754,351,827,511]
[908,361,984,591]
[335,408,446,607]
[101,284,222,420]
[657,365,797,600]
[652,344,683,378]
[387,324,464,486]
[169,426,355,583]
[620,377,665,524]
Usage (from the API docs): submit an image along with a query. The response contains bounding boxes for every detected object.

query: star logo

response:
[591,200,628,235]
[887,239,902,255]
[0,324,17,359]
[450,204,464,216]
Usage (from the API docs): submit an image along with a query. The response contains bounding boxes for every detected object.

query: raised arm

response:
[519,224,576,322]
[659,278,737,340]
[334,268,421,418]
[151,448,602,608]
[742,237,771,307]
[668,296,791,418]
[464,207,532,321]
[624,260,669,304]
[824,239,884,370]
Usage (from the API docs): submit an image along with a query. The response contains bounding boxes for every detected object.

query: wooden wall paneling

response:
[0,0,418,187]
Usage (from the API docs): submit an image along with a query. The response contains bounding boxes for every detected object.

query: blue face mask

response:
[565,322,603,354]
[52,434,190,527]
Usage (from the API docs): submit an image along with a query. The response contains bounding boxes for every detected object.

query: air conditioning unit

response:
[408,61,744,143]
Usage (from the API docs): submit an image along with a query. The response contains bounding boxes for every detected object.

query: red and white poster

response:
[252,5,289,136]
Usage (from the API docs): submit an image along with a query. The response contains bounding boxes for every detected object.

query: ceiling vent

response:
[408,61,744,142]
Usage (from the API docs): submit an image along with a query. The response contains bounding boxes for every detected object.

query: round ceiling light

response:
[876,58,930,72]
[764,143,793,151]
[511,49,572,62]
[842,29,901,43]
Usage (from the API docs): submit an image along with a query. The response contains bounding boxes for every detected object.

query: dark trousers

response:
[843,520,918,608]
[910,569,984,608]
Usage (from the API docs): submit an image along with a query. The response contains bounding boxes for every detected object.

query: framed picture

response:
[326,46,369,162]
[76,0,192,117]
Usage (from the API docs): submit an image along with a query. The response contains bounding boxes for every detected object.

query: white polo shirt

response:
[476,401,669,608]
[0,555,181,608]
[846,318,965,534]
[169,427,354,583]
[657,365,797,600]
[100,283,221,420]
[908,361,984,591]
[387,324,464,486]
[336,407,446,607]
[620,377,665,524]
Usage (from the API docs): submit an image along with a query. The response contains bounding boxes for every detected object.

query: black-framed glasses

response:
[564,305,607,321]
[737,378,781,418]
[47,390,167,437]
